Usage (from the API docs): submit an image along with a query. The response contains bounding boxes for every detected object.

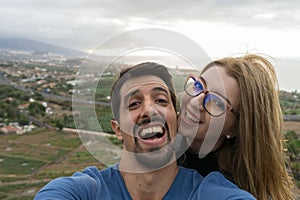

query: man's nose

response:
[140,100,158,119]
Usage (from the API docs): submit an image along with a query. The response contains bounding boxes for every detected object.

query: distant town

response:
[0,40,299,135]
[0,47,205,134]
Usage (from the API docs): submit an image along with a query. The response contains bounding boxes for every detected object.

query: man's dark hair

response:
[111,62,177,121]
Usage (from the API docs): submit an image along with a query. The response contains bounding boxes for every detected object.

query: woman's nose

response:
[191,93,205,111]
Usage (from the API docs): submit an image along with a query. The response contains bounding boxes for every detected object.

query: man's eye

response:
[128,102,141,109]
[155,98,168,105]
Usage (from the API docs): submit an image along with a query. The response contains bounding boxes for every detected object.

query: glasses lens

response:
[185,77,204,96]
[204,93,226,116]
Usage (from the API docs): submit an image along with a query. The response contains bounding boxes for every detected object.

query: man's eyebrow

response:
[151,87,169,95]
[123,86,169,105]
[124,90,139,105]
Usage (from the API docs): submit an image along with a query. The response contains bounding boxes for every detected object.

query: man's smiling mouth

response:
[134,122,168,147]
[139,126,165,140]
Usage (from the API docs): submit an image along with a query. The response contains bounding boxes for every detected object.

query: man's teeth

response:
[140,126,163,138]
[185,110,200,123]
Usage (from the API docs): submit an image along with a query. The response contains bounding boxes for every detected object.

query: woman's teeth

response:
[185,110,200,123]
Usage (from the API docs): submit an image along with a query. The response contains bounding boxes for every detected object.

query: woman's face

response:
[178,65,240,154]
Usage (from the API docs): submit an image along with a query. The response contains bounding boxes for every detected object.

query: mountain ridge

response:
[0,38,86,57]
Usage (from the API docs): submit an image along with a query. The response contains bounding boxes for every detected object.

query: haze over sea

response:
[120,54,299,92]
[2,1,300,92]
[276,58,300,92]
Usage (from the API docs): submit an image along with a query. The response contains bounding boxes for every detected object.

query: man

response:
[35,62,255,200]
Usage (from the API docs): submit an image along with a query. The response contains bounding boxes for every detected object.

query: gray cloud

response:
[0,0,300,50]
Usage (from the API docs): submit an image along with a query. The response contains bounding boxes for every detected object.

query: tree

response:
[55,119,64,130]
[28,102,45,117]
[18,115,30,125]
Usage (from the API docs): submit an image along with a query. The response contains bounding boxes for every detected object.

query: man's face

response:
[112,75,177,168]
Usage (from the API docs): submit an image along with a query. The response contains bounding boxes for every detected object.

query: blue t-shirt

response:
[35,164,255,200]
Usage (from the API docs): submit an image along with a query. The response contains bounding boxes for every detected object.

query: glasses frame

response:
[184,75,239,119]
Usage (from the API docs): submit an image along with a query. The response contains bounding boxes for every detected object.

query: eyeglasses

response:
[184,75,239,119]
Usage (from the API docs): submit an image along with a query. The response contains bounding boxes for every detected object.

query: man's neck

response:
[120,163,178,200]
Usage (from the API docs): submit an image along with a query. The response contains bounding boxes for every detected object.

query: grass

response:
[0,155,45,175]
[0,122,300,199]
[0,128,98,199]
[0,127,115,199]
[68,150,98,164]
[0,130,79,163]
[0,177,49,200]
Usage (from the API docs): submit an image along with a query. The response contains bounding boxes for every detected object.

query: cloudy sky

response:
[1,0,300,90]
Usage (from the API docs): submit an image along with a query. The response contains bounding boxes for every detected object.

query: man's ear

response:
[111,119,123,140]
[176,112,181,132]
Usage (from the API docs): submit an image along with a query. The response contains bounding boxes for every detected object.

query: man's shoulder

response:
[81,164,118,178]
[173,167,203,189]
[195,171,256,199]
[162,167,202,199]
[178,166,202,177]
[34,165,121,200]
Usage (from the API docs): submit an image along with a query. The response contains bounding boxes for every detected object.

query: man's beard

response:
[133,117,175,171]
[133,141,175,170]
[133,120,175,170]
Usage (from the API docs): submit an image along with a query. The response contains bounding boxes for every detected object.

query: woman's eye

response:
[212,99,225,110]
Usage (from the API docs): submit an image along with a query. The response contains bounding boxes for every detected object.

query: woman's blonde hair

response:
[202,54,294,200]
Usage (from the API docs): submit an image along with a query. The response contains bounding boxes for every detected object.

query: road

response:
[62,127,116,137]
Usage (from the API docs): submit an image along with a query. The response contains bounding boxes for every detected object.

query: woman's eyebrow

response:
[199,76,207,87]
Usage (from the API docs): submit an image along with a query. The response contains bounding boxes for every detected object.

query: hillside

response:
[0,128,119,199]
[1,123,300,199]
[0,38,86,58]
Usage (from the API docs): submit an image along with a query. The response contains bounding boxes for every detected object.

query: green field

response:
[0,128,110,200]
[1,123,300,199]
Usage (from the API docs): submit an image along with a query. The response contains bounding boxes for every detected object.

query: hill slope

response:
[0,38,86,57]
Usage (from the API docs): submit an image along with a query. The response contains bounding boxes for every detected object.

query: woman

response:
[177,54,294,200]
